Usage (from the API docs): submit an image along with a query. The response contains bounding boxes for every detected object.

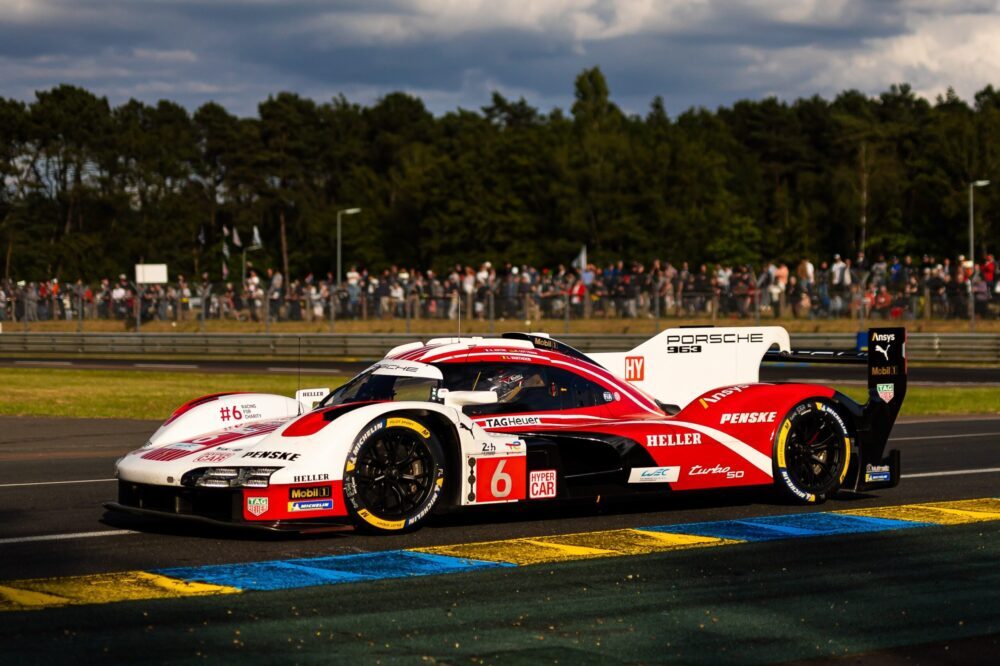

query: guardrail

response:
[1,331,998,363]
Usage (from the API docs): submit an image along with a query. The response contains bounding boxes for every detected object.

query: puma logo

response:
[875,344,891,361]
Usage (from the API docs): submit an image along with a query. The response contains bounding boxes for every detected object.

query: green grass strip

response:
[0,368,995,420]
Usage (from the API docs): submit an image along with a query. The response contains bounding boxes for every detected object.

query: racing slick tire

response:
[343,415,446,534]
[772,399,851,504]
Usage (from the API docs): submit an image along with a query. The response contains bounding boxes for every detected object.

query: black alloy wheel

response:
[344,416,446,533]
[774,401,850,503]
[355,429,435,517]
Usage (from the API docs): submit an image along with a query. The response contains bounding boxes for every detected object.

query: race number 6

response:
[491,459,511,498]
[475,456,526,502]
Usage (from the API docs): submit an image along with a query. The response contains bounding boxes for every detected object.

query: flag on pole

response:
[222,260,229,280]
[222,240,230,259]
[251,225,263,249]
[571,245,587,271]
[197,226,207,246]
[222,224,230,237]
[232,227,243,248]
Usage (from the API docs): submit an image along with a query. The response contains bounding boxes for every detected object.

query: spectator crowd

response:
[2,252,999,325]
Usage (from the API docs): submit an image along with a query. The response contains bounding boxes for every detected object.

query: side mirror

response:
[439,389,498,409]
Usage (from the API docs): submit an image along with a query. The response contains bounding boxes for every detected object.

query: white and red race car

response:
[108,326,907,533]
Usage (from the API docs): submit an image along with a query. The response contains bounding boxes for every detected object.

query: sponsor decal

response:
[293,474,329,483]
[356,421,385,448]
[386,417,430,438]
[779,469,814,502]
[666,332,764,346]
[719,411,777,425]
[645,432,702,447]
[246,496,268,516]
[698,385,751,408]
[874,343,891,361]
[288,499,334,512]
[689,464,744,479]
[529,469,557,499]
[405,476,445,527]
[219,402,262,423]
[628,466,680,483]
[169,442,204,451]
[871,331,896,343]
[667,345,701,354]
[289,485,332,500]
[374,363,421,373]
[357,509,405,531]
[870,365,898,376]
[625,356,645,381]
[482,416,541,428]
[193,452,234,463]
[865,463,892,483]
[602,391,614,403]
[877,383,895,403]
[504,440,523,450]
[241,451,301,461]
[474,456,527,502]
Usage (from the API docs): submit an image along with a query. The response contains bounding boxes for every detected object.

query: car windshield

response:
[321,370,440,406]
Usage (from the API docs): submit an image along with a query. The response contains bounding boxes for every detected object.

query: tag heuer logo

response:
[247,497,268,516]
[877,383,894,403]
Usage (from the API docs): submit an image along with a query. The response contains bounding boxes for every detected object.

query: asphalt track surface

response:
[0,414,998,663]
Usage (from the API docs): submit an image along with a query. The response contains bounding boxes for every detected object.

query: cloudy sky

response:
[2,0,1000,117]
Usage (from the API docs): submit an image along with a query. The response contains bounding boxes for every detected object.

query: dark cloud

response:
[1,1,998,117]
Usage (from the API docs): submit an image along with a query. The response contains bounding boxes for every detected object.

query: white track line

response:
[902,467,1000,479]
[134,363,198,369]
[891,433,998,442]
[0,478,115,489]
[0,530,136,545]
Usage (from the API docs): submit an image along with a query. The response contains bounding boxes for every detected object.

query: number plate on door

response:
[474,456,527,503]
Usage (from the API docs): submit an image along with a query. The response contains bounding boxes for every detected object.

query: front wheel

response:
[773,400,851,504]
[343,416,446,533]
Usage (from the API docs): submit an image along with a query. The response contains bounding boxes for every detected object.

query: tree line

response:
[1,67,998,282]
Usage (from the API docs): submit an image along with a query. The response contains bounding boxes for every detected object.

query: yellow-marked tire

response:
[773,399,851,504]
[343,416,446,534]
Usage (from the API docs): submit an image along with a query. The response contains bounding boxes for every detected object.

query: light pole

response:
[968,180,990,330]
[336,208,362,288]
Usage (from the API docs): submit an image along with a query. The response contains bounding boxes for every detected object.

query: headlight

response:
[181,467,281,488]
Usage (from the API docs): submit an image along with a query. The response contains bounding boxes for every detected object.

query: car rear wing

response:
[764,327,907,491]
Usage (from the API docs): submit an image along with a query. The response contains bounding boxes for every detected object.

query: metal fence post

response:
[329,287,336,333]
[488,290,495,335]
[653,285,661,333]
[564,291,570,334]
[136,286,143,333]
[405,284,412,334]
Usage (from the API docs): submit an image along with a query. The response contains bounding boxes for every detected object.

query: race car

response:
[107,326,907,533]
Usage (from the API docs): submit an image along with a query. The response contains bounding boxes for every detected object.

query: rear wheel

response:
[343,416,445,533]
[773,400,851,504]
